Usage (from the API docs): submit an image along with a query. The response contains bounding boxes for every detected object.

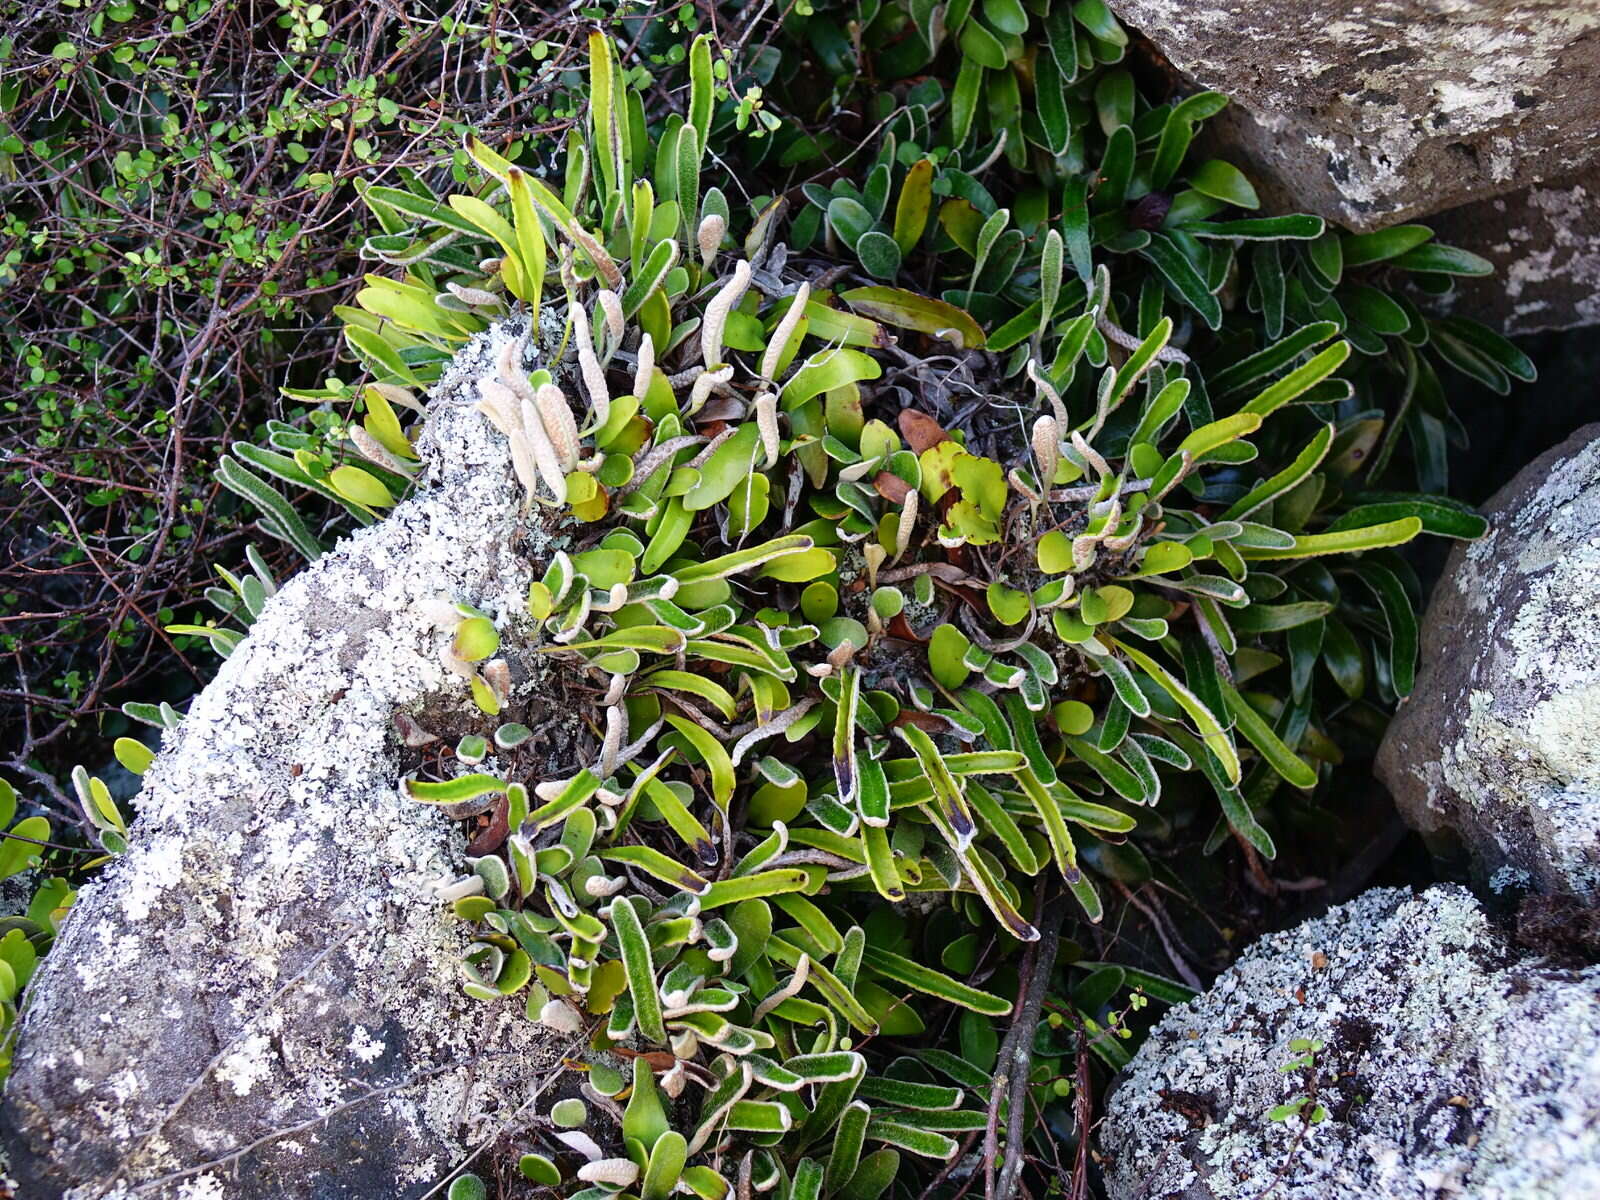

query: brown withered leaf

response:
[893,709,953,733]
[873,471,911,503]
[466,796,510,855]
[611,1048,679,1071]
[898,408,948,453]
[886,613,923,642]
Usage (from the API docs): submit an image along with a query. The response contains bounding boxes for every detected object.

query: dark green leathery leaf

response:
[827,1102,872,1194]
[520,1155,563,1186]
[897,724,977,849]
[859,944,1011,1015]
[863,1118,960,1159]
[834,665,863,808]
[611,896,666,1043]
[640,1131,687,1200]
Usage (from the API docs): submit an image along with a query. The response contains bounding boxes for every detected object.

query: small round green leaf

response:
[855,230,903,280]
[454,616,500,662]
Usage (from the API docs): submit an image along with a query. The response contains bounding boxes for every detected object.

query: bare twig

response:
[994,878,1066,1200]
[1114,881,1205,993]
[1071,1018,1093,1200]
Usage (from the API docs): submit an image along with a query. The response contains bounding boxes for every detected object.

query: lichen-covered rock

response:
[1377,423,1600,900]
[0,317,572,1199]
[1424,167,1600,333]
[1101,886,1600,1200]
[1110,0,1600,231]
[0,869,36,921]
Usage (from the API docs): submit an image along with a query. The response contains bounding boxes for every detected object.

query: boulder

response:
[1101,885,1600,1200]
[1377,424,1600,900]
[0,316,576,1198]
[1423,166,1600,334]
[1109,0,1600,232]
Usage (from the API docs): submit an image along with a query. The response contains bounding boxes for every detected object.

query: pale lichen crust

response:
[1102,886,1600,1200]
[3,317,573,1199]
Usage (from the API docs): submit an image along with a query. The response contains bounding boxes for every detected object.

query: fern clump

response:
[23,5,1526,1194]
[184,23,1494,1196]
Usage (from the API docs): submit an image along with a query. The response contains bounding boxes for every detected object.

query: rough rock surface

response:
[0,869,36,920]
[1424,166,1600,333]
[1377,423,1600,900]
[1111,0,1600,231]
[1102,886,1600,1199]
[0,316,574,1198]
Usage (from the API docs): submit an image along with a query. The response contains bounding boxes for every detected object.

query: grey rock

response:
[1110,0,1600,231]
[0,869,36,921]
[0,317,578,1198]
[1101,885,1600,1200]
[1422,166,1600,333]
[1377,423,1600,900]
